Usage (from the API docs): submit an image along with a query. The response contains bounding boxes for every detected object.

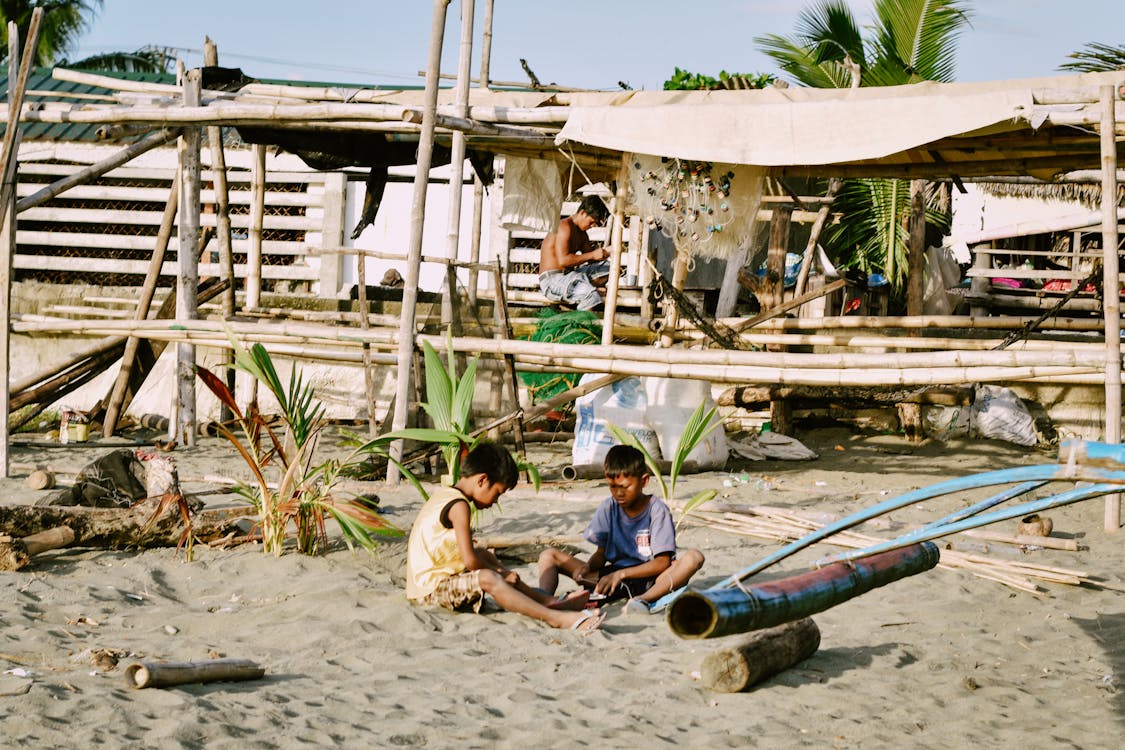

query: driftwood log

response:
[0,504,253,549]
[123,658,265,689]
[0,526,75,570]
[700,617,821,693]
[718,384,973,410]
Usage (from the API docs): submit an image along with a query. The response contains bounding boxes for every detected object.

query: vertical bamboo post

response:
[175,68,203,447]
[0,22,20,479]
[661,245,689,348]
[766,204,793,434]
[388,0,450,484]
[715,244,749,319]
[467,177,485,305]
[246,144,266,311]
[203,37,237,422]
[900,179,928,442]
[441,0,474,331]
[243,143,266,407]
[601,153,628,346]
[1100,85,1121,532]
[356,250,378,436]
[968,244,990,317]
[102,180,179,437]
[479,0,494,91]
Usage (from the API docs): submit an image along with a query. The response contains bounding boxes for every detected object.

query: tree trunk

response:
[0,504,252,549]
[700,617,820,692]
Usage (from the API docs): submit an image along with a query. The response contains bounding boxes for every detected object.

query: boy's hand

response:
[501,569,521,585]
[594,570,626,596]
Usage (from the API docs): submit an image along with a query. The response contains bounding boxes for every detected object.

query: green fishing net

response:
[519,309,602,404]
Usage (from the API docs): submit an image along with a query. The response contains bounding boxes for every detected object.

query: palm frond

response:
[870,0,972,83]
[1060,42,1125,73]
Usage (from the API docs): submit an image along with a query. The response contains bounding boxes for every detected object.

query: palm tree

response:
[1,0,172,73]
[755,0,971,296]
[1060,42,1125,73]
[0,0,101,67]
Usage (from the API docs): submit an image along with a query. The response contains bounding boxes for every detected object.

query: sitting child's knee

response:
[476,569,504,591]
[537,548,563,567]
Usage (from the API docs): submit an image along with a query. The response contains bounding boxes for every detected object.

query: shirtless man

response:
[538,195,611,311]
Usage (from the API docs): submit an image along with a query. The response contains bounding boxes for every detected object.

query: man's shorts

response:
[419,570,484,611]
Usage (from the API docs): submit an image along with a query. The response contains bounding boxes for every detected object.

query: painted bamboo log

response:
[700,617,820,693]
[668,542,940,639]
[123,658,264,689]
[0,526,75,571]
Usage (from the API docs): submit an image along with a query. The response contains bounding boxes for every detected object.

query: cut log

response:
[123,658,265,689]
[0,526,75,570]
[700,617,821,693]
[0,503,252,549]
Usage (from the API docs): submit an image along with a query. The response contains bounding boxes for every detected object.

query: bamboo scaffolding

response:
[1100,85,1122,532]
[13,320,1114,371]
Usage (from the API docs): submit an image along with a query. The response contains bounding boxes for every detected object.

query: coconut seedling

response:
[196,339,403,556]
[607,400,721,530]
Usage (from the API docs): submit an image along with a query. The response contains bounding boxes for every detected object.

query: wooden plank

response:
[15,162,329,184]
[14,231,305,253]
[14,183,320,206]
[17,206,317,231]
[966,267,1123,280]
[13,255,318,280]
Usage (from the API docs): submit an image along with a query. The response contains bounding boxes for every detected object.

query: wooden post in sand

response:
[175,68,203,447]
[0,526,75,571]
[123,658,265,689]
[388,0,450,483]
[1100,85,1121,532]
[700,617,820,692]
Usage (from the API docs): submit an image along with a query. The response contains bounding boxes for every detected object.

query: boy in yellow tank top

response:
[405,442,604,633]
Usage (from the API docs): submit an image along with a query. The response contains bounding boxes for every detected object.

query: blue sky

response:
[71,1,1119,89]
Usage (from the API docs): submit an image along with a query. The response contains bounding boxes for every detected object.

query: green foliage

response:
[0,0,102,67]
[62,45,177,73]
[196,339,403,556]
[663,67,775,91]
[1060,42,1125,73]
[755,0,970,295]
[606,401,721,529]
[359,331,541,494]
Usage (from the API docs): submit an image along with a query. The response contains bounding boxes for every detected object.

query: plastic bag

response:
[644,378,728,469]
[572,375,661,467]
[971,385,1038,446]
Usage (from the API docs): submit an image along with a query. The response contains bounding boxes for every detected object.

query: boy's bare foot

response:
[547,590,591,611]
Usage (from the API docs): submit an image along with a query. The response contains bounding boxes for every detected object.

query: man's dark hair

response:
[461,441,519,489]
[604,444,647,478]
[578,195,609,223]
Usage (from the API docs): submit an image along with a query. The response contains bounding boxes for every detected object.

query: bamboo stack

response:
[688,505,1092,595]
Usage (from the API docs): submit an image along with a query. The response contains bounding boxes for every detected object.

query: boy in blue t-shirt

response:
[537,444,704,614]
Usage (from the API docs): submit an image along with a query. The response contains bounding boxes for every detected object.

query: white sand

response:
[1,428,1122,748]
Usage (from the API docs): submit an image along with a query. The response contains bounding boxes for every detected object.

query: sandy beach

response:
[1,427,1122,748]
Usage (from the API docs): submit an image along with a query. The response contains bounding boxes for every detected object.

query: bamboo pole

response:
[203,38,237,423]
[176,69,202,447]
[479,0,495,91]
[601,154,628,346]
[246,144,266,311]
[793,179,840,297]
[389,0,450,484]
[102,180,179,436]
[440,0,474,332]
[1101,85,1122,533]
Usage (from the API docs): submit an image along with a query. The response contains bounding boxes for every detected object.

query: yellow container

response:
[66,422,89,442]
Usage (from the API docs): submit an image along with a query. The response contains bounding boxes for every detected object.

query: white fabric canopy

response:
[555,72,1125,167]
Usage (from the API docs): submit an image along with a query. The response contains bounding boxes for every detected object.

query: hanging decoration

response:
[628,154,766,260]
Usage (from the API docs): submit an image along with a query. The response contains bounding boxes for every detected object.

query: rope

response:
[993,266,1103,350]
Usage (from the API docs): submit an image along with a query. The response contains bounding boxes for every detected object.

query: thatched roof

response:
[978,181,1125,208]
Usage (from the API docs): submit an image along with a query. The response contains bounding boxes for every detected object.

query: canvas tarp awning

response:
[555,71,1125,177]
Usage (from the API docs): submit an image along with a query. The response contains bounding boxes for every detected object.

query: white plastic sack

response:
[572,375,661,467]
[971,385,1038,446]
[644,378,729,469]
[923,404,971,440]
[500,156,563,233]
[922,245,963,315]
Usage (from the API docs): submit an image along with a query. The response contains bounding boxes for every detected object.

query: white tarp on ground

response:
[555,71,1125,167]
